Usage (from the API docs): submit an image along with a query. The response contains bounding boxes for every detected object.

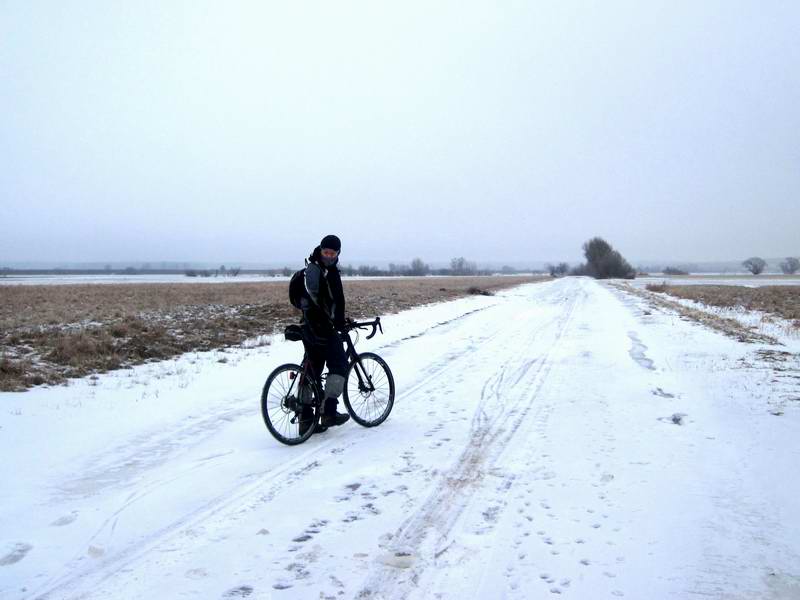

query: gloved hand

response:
[335,317,355,333]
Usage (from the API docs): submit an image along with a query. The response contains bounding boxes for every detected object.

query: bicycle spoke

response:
[261,366,311,443]
[343,353,393,428]
[370,373,387,391]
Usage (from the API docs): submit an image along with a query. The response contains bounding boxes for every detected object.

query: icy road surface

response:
[2,278,799,599]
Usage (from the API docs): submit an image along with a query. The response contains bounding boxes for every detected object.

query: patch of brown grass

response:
[658,285,800,324]
[618,284,778,345]
[645,282,669,293]
[0,276,544,391]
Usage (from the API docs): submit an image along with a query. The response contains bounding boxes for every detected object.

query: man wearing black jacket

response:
[299,234,351,431]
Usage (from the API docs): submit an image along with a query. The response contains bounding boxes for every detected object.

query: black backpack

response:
[289,263,308,309]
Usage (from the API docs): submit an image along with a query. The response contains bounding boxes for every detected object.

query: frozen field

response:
[633,275,800,288]
[0,274,285,286]
[1,278,799,599]
[0,274,532,287]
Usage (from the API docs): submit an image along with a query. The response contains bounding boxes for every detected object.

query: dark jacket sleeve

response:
[304,263,322,307]
[328,268,346,328]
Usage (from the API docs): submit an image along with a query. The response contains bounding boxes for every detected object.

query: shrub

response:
[742,257,766,275]
[663,267,689,275]
[573,237,635,279]
[780,257,799,275]
[547,263,570,277]
[467,287,493,296]
[646,282,669,293]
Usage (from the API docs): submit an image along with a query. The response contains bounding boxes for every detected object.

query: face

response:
[320,247,339,266]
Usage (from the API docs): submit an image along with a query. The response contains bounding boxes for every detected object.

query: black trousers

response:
[304,331,348,381]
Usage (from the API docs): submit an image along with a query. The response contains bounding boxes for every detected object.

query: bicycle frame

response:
[295,317,383,400]
[263,316,391,443]
[341,332,376,393]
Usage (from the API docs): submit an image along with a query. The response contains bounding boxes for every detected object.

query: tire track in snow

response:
[28,438,339,600]
[358,285,583,599]
[28,289,542,600]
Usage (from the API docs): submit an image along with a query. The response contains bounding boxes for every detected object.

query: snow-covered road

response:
[2,278,798,599]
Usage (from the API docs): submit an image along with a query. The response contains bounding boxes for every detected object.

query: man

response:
[299,234,351,432]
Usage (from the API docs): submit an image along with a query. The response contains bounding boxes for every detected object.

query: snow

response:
[633,276,800,288]
[1,278,799,599]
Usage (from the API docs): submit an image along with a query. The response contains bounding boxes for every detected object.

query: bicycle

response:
[261,317,395,445]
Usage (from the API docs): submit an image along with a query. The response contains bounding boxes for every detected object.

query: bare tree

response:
[409,258,430,276]
[583,238,612,268]
[450,257,476,275]
[742,257,766,275]
[547,262,569,277]
[389,263,410,276]
[779,257,799,275]
[577,237,635,279]
[358,265,381,276]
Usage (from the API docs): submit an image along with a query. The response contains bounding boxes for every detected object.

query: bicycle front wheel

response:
[343,352,395,427]
[262,363,319,445]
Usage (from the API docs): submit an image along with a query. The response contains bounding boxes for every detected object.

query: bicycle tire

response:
[343,352,395,427]
[261,363,320,445]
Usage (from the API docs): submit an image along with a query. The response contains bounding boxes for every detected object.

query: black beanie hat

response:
[320,234,341,252]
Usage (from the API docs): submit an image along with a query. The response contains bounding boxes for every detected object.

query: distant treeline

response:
[0,258,531,278]
[290,257,523,277]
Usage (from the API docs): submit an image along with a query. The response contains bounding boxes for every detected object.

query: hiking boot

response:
[320,411,350,428]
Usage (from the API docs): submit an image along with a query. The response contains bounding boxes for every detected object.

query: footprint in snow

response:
[185,568,209,579]
[286,562,310,580]
[223,585,254,597]
[0,543,33,566]
[50,512,78,527]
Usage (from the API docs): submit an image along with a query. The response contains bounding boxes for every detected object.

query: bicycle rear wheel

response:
[262,363,320,445]
[343,352,395,427]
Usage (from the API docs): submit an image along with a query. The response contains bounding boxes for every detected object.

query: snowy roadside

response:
[628,284,800,348]
[632,276,800,289]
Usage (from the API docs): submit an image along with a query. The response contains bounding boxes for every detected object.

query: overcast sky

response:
[2,1,798,266]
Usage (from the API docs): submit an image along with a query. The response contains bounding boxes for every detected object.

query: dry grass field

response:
[0,276,543,391]
[645,284,800,323]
